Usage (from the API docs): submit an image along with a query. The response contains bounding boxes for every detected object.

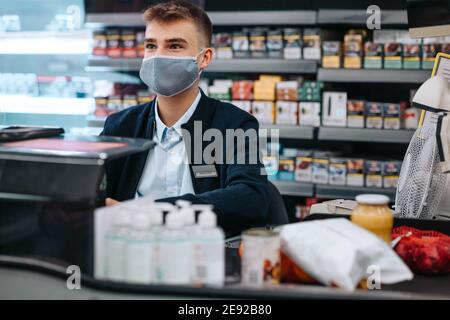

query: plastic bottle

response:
[125,213,154,284]
[105,209,130,281]
[194,209,225,287]
[179,206,198,282]
[151,207,165,284]
[158,211,191,285]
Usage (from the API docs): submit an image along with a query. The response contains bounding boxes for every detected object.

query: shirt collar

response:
[154,91,201,142]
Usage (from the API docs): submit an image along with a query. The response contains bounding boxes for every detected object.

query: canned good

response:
[241,228,280,286]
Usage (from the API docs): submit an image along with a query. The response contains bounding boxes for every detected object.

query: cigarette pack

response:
[121,29,137,58]
[383,103,401,130]
[312,152,329,184]
[364,42,383,69]
[283,28,302,60]
[365,160,383,188]
[249,29,267,58]
[322,92,347,127]
[383,161,402,188]
[299,102,320,127]
[347,100,365,128]
[267,29,283,58]
[276,81,298,101]
[403,43,421,69]
[303,28,321,61]
[329,158,347,186]
[106,29,121,58]
[422,41,441,69]
[213,33,233,59]
[278,156,295,181]
[365,102,383,129]
[232,80,253,100]
[347,159,365,187]
[93,31,107,56]
[384,43,403,69]
[295,151,313,182]
[232,31,250,58]
[344,34,363,69]
[276,101,298,125]
[252,101,275,124]
[322,41,341,68]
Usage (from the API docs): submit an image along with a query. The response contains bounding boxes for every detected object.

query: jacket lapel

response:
[116,99,156,200]
[181,90,220,194]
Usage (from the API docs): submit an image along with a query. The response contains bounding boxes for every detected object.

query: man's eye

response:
[145,44,156,50]
[170,44,182,49]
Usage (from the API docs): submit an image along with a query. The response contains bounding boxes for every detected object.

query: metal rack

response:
[85,11,318,28]
[317,68,430,84]
[317,9,408,25]
[86,57,318,74]
[318,127,414,144]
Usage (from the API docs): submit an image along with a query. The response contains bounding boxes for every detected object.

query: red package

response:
[392,226,450,275]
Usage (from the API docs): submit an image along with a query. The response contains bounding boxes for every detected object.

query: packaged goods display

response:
[299,102,320,127]
[322,92,347,127]
[347,100,365,128]
[322,41,341,68]
[232,31,250,58]
[303,28,321,61]
[383,103,402,130]
[249,29,268,59]
[365,102,384,129]
[276,101,298,125]
[329,158,347,186]
[365,160,383,188]
[364,42,383,69]
[343,31,364,69]
[283,28,302,60]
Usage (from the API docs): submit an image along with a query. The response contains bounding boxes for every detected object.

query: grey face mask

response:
[139,50,204,97]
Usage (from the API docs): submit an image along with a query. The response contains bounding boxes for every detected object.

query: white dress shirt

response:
[136,92,201,200]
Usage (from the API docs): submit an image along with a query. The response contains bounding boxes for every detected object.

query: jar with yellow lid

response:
[350,194,393,244]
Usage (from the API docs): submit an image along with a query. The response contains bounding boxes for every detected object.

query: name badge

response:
[192,165,218,178]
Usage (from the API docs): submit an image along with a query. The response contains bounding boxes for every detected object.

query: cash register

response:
[0,127,154,275]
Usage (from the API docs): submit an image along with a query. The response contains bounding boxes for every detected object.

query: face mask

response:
[139,49,204,97]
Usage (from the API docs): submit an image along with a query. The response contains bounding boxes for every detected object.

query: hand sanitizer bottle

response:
[179,206,198,282]
[125,213,153,284]
[105,209,130,281]
[151,207,164,284]
[194,209,225,287]
[158,211,191,285]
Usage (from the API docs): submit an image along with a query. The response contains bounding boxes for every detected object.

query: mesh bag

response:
[392,226,450,275]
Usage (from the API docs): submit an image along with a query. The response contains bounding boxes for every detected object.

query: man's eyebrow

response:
[165,38,188,44]
[144,38,156,43]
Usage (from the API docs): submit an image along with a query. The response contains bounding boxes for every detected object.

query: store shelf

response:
[317,9,408,25]
[260,125,315,140]
[86,57,318,74]
[318,68,430,84]
[272,181,314,197]
[208,59,317,74]
[86,57,142,72]
[86,115,107,128]
[315,184,397,202]
[0,96,93,115]
[318,127,414,144]
[208,10,317,26]
[85,11,317,28]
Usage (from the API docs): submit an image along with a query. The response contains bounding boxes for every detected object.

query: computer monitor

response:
[408,0,450,38]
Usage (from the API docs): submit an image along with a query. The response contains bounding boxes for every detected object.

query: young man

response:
[101,0,269,235]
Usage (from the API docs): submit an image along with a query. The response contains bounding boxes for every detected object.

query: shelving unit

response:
[317,9,408,25]
[271,181,314,197]
[259,125,315,140]
[315,184,397,202]
[85,11,317,28]
[86,57,318,74]
[317,68,430,84]
[318,127,414,144]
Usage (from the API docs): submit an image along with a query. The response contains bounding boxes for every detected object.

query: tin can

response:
[241,228,280,286]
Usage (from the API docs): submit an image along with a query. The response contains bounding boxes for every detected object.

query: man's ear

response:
[199,47,214,70]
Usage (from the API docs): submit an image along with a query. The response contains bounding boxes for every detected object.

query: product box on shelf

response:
[107,95,122,112]
[231,100,252,114]
[329,158,347,186]
[299,102,321,127]
[365,102,384,129]
[213,33,233,59]
[344,33,363,69]
[299,81,323,102]
[322,92,347,127]
[383,161,402,188]
[365,160,383,188]
[303,28,321,61]
[275,101,298,125]
[422,39,441,69]
[136,30,145,58]
[106,29,121,58]
[283,28,302,60]
[252,101,274,124]
[232,80,253,100]
[93,31,107,56]
[384,43,403,69]
[232,31,250,58]
[322,41,341,68]
[209,85,231,101]
[276,81,298,101]
[312,152,329,184]
[278,156,295,181]
[347,158,365,187]
[295,150,313,183]
[383,103,401,130]
[347,100,365,128]
[249,29,267,58]
[267,29,284,59]
[364,42,383,69]
[121,29,137,58]
[254,80,276,101]
[403,43,421,69]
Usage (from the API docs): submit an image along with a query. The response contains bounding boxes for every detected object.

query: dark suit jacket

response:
[100,90,269,234]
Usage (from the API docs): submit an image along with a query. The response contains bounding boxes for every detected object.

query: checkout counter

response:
[0,132,449,300]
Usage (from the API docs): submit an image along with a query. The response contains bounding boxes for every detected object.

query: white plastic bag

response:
[280,218,413,291]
